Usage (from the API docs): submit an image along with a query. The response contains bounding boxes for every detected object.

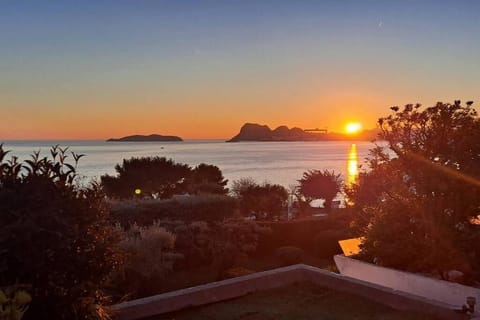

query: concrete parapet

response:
[112,264,468,320]
[335,254,480,309]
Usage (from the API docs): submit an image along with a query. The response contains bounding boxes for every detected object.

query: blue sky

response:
[1,1,479,138]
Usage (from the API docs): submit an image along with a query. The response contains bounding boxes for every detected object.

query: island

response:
[227,123,378,142]
[107,134,183,142]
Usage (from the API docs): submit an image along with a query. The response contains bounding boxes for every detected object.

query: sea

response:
[1,140,377,189]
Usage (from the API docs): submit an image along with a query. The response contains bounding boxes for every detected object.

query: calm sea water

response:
[1,140,375,188]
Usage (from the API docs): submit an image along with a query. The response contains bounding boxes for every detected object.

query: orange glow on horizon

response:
[345,122,363,135]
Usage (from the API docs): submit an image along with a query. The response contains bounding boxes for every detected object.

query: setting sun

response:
[345,122,363,135]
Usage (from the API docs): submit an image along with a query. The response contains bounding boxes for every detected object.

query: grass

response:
[153,283,437,320]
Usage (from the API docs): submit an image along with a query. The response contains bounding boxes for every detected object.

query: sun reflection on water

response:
[347,143,358,185]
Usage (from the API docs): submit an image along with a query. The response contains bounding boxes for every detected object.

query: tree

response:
[186,163,228,195]
[101,157,191,199]
[297,169,342,213]
[239,182,288,220]
[230,177,256,198]
[353,101,480,281]
[344,146,403,231]
[0,145,123,319]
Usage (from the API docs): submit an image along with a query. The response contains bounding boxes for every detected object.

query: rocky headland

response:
[227,123,377,142]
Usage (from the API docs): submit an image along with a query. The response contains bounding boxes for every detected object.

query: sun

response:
[345,122,363,135]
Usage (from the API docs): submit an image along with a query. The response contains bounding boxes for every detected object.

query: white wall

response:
[334,254,480,307]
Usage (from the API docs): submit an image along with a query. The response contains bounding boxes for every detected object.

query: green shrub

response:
[0,145,123,320]
[113,222,183,298]
[170,219,270,272]
[0,287,31,320]
[256,219,348,255]
[238,182,288,220]
[312,230,344,259]
[111,218,269,297]
[111,194,237,225]
[275,246,304,265]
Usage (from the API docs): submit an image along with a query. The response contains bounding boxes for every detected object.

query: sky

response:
[1,0,480,139]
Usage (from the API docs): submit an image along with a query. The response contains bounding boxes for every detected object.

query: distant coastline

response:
[227,123,378,142]
[107,134,183,142]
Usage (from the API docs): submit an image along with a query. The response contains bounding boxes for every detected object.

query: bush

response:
[111,194,237,225]
[113,222,183,298]
[171,219,270,273]
[312,230,345,259]
[0,286,32,320]
[0,145,122,320]
[256,219,349,255]
[275,246,304,265]
[167,219,269,272]
[238,182,288,220]
[110,218,270,297]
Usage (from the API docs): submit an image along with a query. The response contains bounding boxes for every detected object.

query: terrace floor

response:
[152,283,436,320]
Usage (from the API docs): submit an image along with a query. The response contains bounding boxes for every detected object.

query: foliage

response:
[353,101,480,280]
[256,219,347,258]
[111,194,236,225]
[230,177,256,198]
[171,219,270,273]
[110,218,270,297]
[0,287,31,320]
[101,158,229,199]
[297,169,342,213]
[344,146,403,232]
[312,230,348,259]
[113,222,183,298]
[0,145,123,320]
[186,163,228,195]
[101,156,191,199]
[275,246,304,265]
[238,182,288,220]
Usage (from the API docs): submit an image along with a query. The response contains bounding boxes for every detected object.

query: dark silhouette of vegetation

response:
[101,156,191,199]
[0,285,32,320]
[344,146,401,232]
[237,182,288,220]
[0,145,123,320]
[111,194,236,225]
[101,157,228,199]
[297,169,342,213]
[230,177,256,198]
[351,101,480,281]
[111,219,270,298]
[256,218,348,258]
[186,163,228,195]
[111,222,183,299]
[275,246,304,265]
